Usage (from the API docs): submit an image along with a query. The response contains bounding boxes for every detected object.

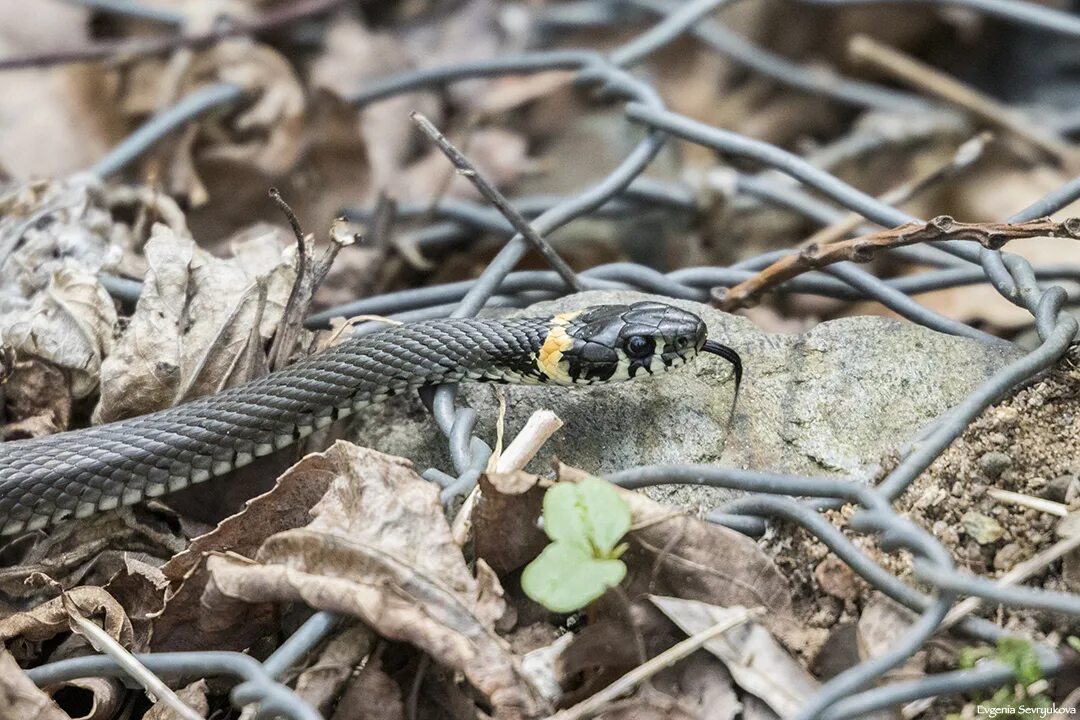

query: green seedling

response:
[521,477,632,613]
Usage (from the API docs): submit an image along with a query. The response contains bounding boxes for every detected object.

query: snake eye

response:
[626,335,654,359]
[674,336,690,350]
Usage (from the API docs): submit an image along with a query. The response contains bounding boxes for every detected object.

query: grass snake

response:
[0,301,740,536]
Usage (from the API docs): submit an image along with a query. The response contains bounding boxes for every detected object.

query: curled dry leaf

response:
[47,677,123,720]
[102,556,170,652]
[151,442,346,652]
[178,40,304,177]
[329,655,405,720]
[0,268,118,401]
[201,442,547,717]
[143,680,209,720]
[0,505,185,603]
[0,587,133,663]
[293,624,376,717]
[0,649,72,720]
[474,471,549,575]
[94,223,294,423]
[650,596,818,719]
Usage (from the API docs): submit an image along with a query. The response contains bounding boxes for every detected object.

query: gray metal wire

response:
[25,0,1080,717]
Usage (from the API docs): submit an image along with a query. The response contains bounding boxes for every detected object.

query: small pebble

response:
[991,406,1020,426]
[993,542,1024,571]
[978,451,1012,479]
[1041,475,1074,502]
[962,511,1005,544]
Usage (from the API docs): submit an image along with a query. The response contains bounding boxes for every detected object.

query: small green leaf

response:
[542,482,591,550]
[996,637,1042,687]
[1068,636,1080,654]
[577,477,632,557]
[521,541,627,613]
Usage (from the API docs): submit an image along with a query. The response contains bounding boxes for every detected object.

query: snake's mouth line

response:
[702,339,743,389]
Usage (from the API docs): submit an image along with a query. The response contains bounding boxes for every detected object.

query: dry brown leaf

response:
[0,268,118,401]
[47,677,123,720]
[0,649,72,720]
[650,596,818,718]
[294,624,376,716]
[474,471,548,575]
[310,17,440,197]
[102,555,170,652]
[161,440,344,582]
[94,223,294,422]
[1,359,72,439]
[180,40,302,175]
[329,655,405,720]
[0,506,184,603]
[202,442,547,717]
[856,592,926,682]
[151,445,345,652]
[0,587,132,662]
[143,680,209,720]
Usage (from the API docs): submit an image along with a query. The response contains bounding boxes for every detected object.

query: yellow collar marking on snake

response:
[537,310,581,383]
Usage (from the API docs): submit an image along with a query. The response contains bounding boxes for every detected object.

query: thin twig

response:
[714,216,1080,310]
[940,528,1080,630]
[62,598,205,720]
[0,0,345,71]
[267,187,312,370]
[797,132,993,249]
[495,410,565,475]
[268,190,354,368]
[848,35,1080,171]
[546,609,755,720]
[410,112,584,293]
[987,488,1068,518]
[452,408,564,545]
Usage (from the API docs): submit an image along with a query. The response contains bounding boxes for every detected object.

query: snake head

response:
[538,301,741,389]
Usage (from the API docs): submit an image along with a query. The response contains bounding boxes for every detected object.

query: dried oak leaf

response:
[0,649,72,720]
[203,442,547,718]
[94,223,294,423]
[651,596,818,718]
[0,587,132,663]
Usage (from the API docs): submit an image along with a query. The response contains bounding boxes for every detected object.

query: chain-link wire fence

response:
[15,0,1080,717]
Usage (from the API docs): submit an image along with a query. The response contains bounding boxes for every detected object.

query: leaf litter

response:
[3,0,1079,717]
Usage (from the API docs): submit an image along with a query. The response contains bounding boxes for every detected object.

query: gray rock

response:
[977,451,1013,479]
[343,291,1024,512]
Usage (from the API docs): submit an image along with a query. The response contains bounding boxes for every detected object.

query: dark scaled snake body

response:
[0,302,740,536]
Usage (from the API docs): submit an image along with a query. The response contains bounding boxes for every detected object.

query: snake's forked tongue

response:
[702,340,742,391]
